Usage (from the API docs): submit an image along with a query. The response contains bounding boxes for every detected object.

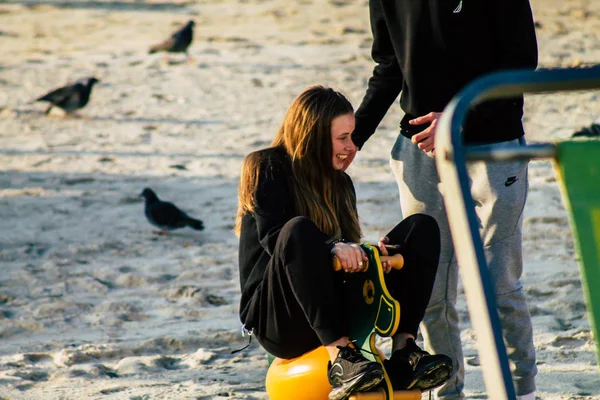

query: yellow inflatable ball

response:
[266,346,331,400]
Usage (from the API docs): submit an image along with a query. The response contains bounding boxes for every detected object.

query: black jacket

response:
[354,0,538,148]
[237,147,356,323]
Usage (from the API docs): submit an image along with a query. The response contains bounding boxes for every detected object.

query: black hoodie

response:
[238,147,359,324]
[353,0,538,148]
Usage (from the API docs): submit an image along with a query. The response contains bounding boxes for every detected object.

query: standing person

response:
[352,1,539,399]
[236,85,452,400]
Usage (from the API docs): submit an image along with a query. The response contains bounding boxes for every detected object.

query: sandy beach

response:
[1,0,599,398]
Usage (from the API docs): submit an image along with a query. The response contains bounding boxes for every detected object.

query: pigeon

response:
[140,187,204,235]
[148,20,195,61]
[571,123,600,138]
[35,76,100,115]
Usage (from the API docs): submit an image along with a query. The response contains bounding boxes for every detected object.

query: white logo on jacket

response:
[453,0,462,13]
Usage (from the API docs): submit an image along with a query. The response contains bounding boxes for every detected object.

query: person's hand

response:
[331,242,368,273]
[377,236,393,273]
[409,112,443,155]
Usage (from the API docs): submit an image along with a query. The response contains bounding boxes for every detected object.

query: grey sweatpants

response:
[389,134,537,398]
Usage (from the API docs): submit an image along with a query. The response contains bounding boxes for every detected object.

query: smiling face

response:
[331,113,357,171]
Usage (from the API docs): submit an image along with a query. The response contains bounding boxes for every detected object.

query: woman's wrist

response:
[326,237,345,253]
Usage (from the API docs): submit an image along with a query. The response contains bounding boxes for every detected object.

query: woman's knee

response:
[406,213,439,232]
[403,214,440,247]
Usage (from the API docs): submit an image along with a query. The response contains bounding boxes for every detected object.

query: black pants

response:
[247,214,440,359]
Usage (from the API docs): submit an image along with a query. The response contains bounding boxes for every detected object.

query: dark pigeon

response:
[572,123,600,138]
[140,187,204,235]
[148,20,195,60]
[35,76,99,115]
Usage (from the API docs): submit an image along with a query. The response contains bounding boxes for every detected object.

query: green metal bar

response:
[553,141,600,365]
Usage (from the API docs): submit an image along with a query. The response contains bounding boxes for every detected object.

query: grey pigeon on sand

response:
[148,20,195,61]
[141,187,204,235]
[35,76,99,115]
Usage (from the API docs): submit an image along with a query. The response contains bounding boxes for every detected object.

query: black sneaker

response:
[327,343,385,400]
[383,338,453,392]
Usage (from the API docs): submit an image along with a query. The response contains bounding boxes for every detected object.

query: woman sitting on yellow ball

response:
[235,85,452,400]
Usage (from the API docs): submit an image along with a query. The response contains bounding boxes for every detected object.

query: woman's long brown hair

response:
[235,85,361,242]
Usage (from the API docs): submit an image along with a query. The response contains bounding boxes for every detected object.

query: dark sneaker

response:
[383,338,453,392]
[328,343,385,400]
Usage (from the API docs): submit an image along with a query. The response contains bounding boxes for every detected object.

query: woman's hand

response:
[377,236,393,273]
[331,242,368,273]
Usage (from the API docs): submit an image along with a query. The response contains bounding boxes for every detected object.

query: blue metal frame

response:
[435,65,600,400]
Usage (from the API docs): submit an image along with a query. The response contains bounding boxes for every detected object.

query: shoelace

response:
[337,341,378,362]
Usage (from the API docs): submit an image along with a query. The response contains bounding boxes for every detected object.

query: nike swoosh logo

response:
[453,0,462,13]
[505,176,518,187]
[330,363,344,377]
